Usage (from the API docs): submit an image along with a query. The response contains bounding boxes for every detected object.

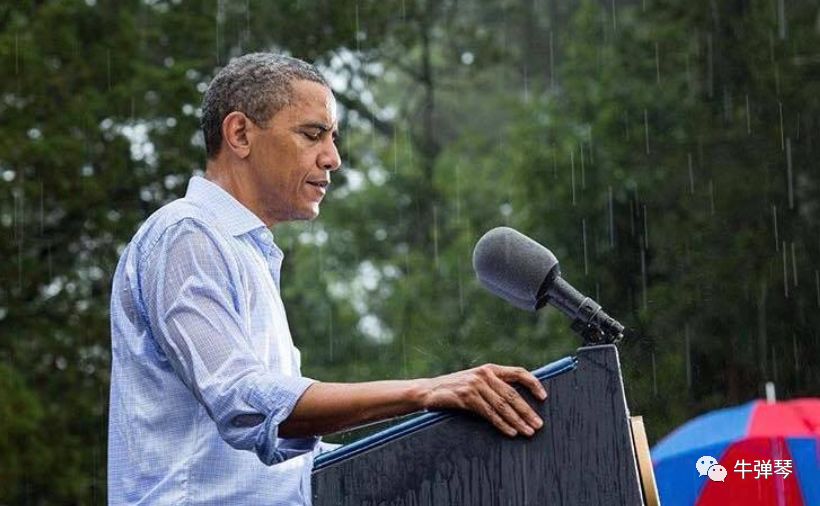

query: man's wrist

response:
[405,378,432,411]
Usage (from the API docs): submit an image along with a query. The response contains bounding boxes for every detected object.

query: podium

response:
[312,345,653,505]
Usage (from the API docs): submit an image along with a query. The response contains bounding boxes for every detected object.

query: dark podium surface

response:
[312,345,644,506]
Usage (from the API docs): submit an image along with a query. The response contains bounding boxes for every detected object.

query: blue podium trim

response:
[313,355,578,471]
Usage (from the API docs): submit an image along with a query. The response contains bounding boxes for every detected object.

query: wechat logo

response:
[696,456,727,482]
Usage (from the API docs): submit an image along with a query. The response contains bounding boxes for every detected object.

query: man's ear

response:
[221,111,253,159]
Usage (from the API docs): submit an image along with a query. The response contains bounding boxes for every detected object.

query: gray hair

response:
[200,53,329,159]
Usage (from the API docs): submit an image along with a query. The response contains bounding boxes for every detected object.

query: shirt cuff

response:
[316,441,343,455]
[250,375,319,465]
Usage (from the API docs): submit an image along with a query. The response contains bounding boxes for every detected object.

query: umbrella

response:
[651,398,820,505]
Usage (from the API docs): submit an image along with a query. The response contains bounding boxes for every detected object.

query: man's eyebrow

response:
[300,122,340,138]
[300,122,334,132]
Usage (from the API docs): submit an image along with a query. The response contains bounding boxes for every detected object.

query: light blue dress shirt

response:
[108,176,320,505]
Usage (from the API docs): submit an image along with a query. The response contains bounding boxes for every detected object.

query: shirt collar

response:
[185,176,267,237]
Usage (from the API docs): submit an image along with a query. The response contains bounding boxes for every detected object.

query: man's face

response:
[247,79,341,223]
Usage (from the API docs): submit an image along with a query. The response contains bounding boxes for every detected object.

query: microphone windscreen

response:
[472,227,558,311]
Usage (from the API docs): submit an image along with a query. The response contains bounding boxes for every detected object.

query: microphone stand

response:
[537,277,625,346]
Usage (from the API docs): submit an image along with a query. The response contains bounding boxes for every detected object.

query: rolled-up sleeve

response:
[138,218,318,465]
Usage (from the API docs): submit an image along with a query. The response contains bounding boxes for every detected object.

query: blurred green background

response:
[1,0,819,502]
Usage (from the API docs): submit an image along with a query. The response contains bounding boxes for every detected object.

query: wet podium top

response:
[312,345,645,506]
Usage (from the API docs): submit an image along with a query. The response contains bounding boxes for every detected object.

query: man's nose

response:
[319,142,342,172]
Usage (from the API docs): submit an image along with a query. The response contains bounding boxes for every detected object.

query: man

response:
[108,53,546,505]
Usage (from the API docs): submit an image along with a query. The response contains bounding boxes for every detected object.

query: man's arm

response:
[140,220,321,465]
[142,220,546,458]
[280,364,547,439]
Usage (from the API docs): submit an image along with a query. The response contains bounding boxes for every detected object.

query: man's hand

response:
[420,364,547,437]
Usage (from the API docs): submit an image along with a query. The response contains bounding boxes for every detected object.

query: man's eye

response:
[303,131,320,141]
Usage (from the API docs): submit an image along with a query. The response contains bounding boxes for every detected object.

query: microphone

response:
[472,226,624,344]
